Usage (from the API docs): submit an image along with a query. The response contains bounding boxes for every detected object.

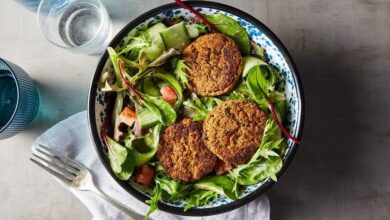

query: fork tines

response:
[30,144,83,184]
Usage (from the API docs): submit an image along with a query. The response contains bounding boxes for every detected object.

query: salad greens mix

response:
[99,12,291,218]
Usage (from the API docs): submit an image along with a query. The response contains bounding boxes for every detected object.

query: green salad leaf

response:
[142,97,164,125]
[246,65,268,109]
[250,41,266,60]
[107,47,121,81]
[183,95,222,121]
[146,171,188,218]
[246,65,286,110]
[174,59,189,87]
[153,73,183,108]
[148,48,180,67]
[98,47,127,92]
[185,23,208,38]
[183,98,208,121]
[124,124,162,166]
[206,14,250,55]
[148,96,177,125]
[231,156,283,185]
[112,92,124,141]
[143,95,177,126]
[195,176,238,200]
[106,136,135,180]
[229,119,284,186]
[242,56,268,77]
[146,184,162,219]
[118,31,150,56]
[184,190,218,211]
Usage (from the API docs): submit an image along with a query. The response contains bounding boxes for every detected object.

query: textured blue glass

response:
[0,59,39,140]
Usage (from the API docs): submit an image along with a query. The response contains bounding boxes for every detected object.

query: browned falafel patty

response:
[183,33,243,96]
[157,118,217,182]
[203,100,267,165]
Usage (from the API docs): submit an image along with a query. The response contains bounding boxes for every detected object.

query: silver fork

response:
[30,144,146,220]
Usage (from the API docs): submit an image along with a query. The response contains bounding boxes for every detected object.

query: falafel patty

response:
[157,118,217,182]
[203,100,267,165]
[183,33,243,96]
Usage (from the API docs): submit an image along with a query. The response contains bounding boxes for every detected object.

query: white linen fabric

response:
[32,111,270,220]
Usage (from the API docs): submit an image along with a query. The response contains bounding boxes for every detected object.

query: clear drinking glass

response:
[0,58,39,140]
[37,0,112,54]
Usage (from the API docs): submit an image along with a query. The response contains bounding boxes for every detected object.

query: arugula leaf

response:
[227,91,246,100]
[107,47,121,82]
[183,94,222,121]
[146,171,188,217]
[121,52,149,84]
[184,190,218,211]
[226,84,251,100]
[202,97,223,109]
[106,136,135,180]
[156,176,186,198]
[118,31,150,56]
[195,176,238,200]
[174,59,189,87]
[98,47,128,92]
[146,184,162,219]
[206,14,250,55]
[183,99,208,121]
[259,119,282,147]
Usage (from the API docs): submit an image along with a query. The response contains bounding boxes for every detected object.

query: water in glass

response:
[0,71,17,128]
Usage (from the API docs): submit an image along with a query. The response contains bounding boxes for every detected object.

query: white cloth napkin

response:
[31,111,270,220]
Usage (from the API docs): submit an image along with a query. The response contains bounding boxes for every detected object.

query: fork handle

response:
[90,186,146,220]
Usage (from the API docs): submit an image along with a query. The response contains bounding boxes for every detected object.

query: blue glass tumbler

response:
[0,58,39,140]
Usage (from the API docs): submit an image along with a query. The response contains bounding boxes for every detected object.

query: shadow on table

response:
[24,79,88,137]
[267,45,366,218]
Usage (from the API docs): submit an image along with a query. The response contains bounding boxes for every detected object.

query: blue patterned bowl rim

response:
[88,1,305,216]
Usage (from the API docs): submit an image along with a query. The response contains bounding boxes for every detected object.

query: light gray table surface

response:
[0,0,389,219]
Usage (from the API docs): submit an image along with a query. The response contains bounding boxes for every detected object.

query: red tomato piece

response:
[135,164,155,187]
[160,85,177,104]
[120,107,137,127]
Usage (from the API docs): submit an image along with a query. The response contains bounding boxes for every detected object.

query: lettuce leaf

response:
[194,176,238,200]
[206,14,250,55]
[228,119,284,186]
[183,94,222,121]
[184,190,218,211]
[174,59,189,87]
[105,136,135,180]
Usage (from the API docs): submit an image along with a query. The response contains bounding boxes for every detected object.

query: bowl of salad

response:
[88,0,304,217]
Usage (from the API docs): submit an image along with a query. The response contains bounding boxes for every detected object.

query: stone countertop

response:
[0,0,389,219]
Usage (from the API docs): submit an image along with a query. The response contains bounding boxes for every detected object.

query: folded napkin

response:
[31,111,270,220]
